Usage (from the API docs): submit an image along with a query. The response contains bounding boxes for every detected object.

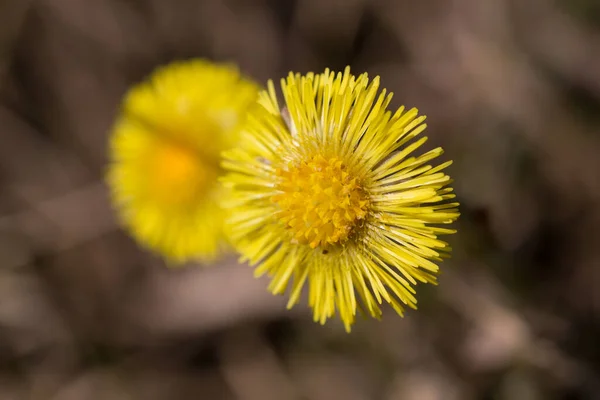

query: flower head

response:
[221,67,459,331]
[107,59,259,264]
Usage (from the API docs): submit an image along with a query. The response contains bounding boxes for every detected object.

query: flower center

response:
[149,140,212,205]
[273,155,370,249]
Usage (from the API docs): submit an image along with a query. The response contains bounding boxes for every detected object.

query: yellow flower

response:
[107,59,259,264]
[221,67,459,331]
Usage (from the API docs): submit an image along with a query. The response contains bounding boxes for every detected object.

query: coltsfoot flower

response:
[107,59,259,264]
[221,67,459,331]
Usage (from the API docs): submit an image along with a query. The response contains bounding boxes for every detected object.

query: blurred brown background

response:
[1,0,599,399]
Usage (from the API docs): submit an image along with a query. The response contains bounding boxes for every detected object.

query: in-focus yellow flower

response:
[107,59,259,264]
[221,67,459,331]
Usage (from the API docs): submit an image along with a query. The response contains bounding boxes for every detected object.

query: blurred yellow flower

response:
[107,59,259,264]
[221,67,459,331]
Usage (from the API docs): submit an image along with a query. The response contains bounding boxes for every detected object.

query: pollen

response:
[273,155,370,249]
[148,141,210,206]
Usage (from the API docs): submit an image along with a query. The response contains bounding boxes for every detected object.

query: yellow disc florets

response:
[147,140,212,206]
[273,155,370,249]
